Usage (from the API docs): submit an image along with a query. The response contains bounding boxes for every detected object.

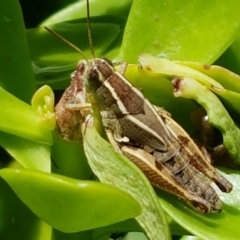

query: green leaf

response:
[92,219,142,240]
[215,29,240,76]
[123,232,148,240]
[0,0,36,103]
[120,0,240,63]
[40,0,132,26]
[0,132,51,172]
[138,54,240,118]
[51,229,92,240]
[138,54,223,90]
[180,236,201,240]
[157,169,240,240]
[28,17,124,89]
[175,60,240,117]
[0,178,50,240]
[0,168,141,233]
[83,119,170,240]
[175,61,240,93]
[0,86,53,171]
[172,77,240,164]
[29,17,123,66]
[51,132,92,180]
[0,87,52,145]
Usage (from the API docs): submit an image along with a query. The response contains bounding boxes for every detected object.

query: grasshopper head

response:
[77,58,115,93]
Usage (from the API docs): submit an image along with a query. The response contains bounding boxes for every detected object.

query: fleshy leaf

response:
[0,178,50,240]
[137,54,240,131]
[92,219,142,240]
[0,87,52,145]
[51,132,92,180]
[175,60,240,116]
[0,131,51,172]
[215,29,240,76]
[157,169,240,240]
[138,54,223,91]
[0,168,141,233]
[0,0,36,103]
[28,17,124,89]
[138,54,240,117]
[40,0,132,26]
[175,61,240,93]
[172,77,240,163]
[120,0,240,63]
[180,236,201,240]
[83,118,170,240]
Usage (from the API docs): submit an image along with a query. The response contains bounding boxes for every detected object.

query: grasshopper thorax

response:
[78,58,115,93]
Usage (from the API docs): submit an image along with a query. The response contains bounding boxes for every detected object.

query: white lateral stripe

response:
[104,81,129,114]
[94,66,105,82]
[103,72,144,115]
[122,147,172,182]
[126,114,166,146]
[144,99,170,134]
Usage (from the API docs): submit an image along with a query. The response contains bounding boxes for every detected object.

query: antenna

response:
[44,26,89,63]
[86,0,96,58]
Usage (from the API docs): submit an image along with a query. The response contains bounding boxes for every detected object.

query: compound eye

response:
[102,58,114,67]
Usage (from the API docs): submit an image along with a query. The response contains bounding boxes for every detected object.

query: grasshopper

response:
[53,0,232,213]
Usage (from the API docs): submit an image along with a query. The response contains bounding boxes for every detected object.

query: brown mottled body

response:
[159,111,232,193]
[55,57,232,213]
[55,64,89,142]
[77,58,232,213]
